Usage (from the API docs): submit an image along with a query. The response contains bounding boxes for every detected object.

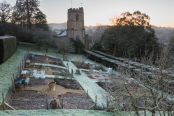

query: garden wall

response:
[0,36,17,64]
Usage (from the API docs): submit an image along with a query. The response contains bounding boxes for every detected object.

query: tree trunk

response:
[113,45,117,56]
[152,109,155,116]
[26,0,31,29]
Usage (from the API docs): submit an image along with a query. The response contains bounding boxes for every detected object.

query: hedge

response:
[0,36,17,64]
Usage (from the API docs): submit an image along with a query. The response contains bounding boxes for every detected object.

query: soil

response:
[49,67,68,75]
[29,55,65,67]
[72,61,92,69]
[59,92,94,109]
[27,78,53,87]
[10,90,46,110]
[54,79,83,90]
[82,71,110,80]
[9,78,93,110]
[97,81,148,111]
[50,67,66,71]
[97,81,144,93]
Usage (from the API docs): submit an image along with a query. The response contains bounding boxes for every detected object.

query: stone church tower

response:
[53,7,89,49]
[67,7,86,45]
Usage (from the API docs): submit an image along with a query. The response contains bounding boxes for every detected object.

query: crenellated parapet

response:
[68,7,83,13]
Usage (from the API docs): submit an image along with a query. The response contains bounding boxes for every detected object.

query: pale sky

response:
[4,0,174,27]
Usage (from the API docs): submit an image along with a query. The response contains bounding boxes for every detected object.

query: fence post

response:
[22,59,24,70]
[12,74,16,92]
[71,69,73,78]
[95,95,97,110]
[107,96,109,109]
[46,92,48,110]
[61,93,63,109]
[18,66,19,78]
[20,63,22,74]
[2,92,5,110]
[86,90,88,98]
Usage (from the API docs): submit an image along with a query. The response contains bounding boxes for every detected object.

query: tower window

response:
[76,14,79,21]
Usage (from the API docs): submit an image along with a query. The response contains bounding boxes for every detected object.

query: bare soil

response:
[54,79,83,90]
[72,61,92,69]
[9,78,93,110]
[82,71,110,80]
[59,92,94,109]
[29,55,65,67]
[9,90,46,110]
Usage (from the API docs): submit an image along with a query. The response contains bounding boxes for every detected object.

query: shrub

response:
[69,38,85,54]
[0,36,17,64]
[92,43,103,51]
[33,29,52,49]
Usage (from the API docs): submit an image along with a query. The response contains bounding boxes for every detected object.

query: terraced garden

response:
[0,42,114,116]
[0,42,170,116]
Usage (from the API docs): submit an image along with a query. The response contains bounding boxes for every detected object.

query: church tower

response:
[67,7,85,44]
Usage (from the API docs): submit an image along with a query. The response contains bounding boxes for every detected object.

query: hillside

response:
[49,23,174,44]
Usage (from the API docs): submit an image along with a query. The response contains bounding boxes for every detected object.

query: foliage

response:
[58,70,66,76]
[54,38,74,56]
[110,11,150,26]
[0,0,49,43]
[32,29,52,49]
[34,10,49,30]
[94,66,105,71]
[12,0,40,29]
[69,38,85,54]
[91,43,103,51]
[168,33,174,55]
[93,26,108,43]
[0,1,12,23]
[101,11,160,58]
[0,23,34,42]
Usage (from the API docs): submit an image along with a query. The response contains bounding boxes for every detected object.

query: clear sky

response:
[4,0,174,27]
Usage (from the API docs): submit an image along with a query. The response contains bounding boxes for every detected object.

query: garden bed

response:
[82,71,110,80]
[54,79,83,90]
[71,61,92,69]
[9,78,93,110]
[58,92,94,109]
[29,55,65,67]
[10,90,46,110]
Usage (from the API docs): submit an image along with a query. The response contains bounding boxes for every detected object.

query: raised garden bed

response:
[72,61,91,69]
[58,92,94,109]
[29,55,65,67]
[54,79,83,90]
[82,71,109,80]
[9,78,94,110]
[9,90,46,110]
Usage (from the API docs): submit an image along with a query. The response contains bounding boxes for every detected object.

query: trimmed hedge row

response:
[0,36,17,64]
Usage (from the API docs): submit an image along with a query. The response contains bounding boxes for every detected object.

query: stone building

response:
[54,7,89,49]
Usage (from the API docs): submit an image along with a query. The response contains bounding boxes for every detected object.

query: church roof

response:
[53,29,67,38]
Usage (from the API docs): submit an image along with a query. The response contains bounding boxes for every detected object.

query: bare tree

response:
[13,0,40,29]
[105,47,174,116]
[0,1,12,23]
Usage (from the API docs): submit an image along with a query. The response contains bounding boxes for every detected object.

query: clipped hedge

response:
[0,36,17,64]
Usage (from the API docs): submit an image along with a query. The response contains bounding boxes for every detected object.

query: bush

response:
[92,43,103,51]
[69,38,85,54]
[94,66,105,71]
[33,29,52,49]
[0,23,34,43]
